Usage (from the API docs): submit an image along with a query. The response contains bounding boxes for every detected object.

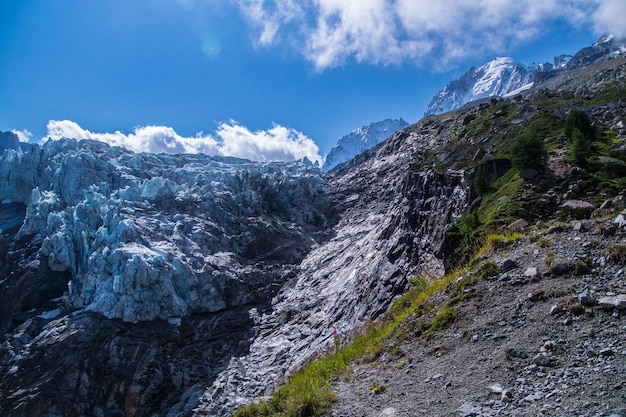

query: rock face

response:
[0,129,470,416]
[196,130,471,415]
[322,119,409,172]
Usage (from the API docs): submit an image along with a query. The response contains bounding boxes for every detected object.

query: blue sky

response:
[1,1,625,163]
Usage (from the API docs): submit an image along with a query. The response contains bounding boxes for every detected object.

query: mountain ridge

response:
[425,34,626,116]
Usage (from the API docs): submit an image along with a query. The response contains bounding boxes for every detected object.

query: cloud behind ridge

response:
[44,120,322,164]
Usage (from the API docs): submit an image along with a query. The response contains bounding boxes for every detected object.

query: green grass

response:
[476,169,523,230]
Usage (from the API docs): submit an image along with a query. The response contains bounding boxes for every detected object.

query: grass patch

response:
[422,307,457,340]
[477,169,524,230]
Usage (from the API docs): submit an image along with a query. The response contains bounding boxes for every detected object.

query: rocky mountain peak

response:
[425,34,626,116]
[322,118,409,171]
[425,56,543,116]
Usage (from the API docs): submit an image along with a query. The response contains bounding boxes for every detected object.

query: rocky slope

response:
[328,215,626,417]
[322,119,409,172]
[325,58,626,417]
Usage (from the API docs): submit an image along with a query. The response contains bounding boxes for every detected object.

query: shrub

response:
[509,129,547,170]
[423,307,456,340]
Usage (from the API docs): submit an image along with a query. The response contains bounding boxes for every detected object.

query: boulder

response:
[561,200,595,219]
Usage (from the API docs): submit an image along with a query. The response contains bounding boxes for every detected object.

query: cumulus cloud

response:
[11,129,33,142]
[233,0,612,70]
[43,120,322,164]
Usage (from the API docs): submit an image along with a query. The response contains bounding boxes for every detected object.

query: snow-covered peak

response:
[322,118,409,171]
[426,57,544,115]
[426,35,625,116]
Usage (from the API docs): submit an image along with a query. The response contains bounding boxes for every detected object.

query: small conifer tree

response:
[509,129,547,170]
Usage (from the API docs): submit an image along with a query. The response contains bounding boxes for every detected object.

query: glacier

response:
[0,138,333,324]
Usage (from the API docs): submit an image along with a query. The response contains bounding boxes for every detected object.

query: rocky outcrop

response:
[0,131,20,151]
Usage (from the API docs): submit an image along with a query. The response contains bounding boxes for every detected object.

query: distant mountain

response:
[425,34,626,116]
[425,57,564,116]
[322,118,409,171]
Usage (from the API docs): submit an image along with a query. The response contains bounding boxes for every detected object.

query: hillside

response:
[235,57,626,417]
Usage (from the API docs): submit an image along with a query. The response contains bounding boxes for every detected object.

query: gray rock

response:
[489,383,504,394]
[523,392,544,402]
[616,294,626,310]
[533,352,554,367]
[550,258,573,275]
[508,218,529,231]
[578,289,597,307]
[377,407,398,417]
[524,267,539,278]
[599,296,618,309]
[561,200,595,219]
[600,347,614,356]
[457,401,482,417]
[569,183,582,194]
[498,259,517,272]
[501,389,513,402]
[596,156,626,177]
[549,304,562,315]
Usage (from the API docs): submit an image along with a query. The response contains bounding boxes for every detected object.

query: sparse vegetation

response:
[605,244,626,265]
[423,307,456,340]
[473,165,488,196]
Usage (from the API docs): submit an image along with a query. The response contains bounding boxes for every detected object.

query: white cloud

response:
[593,0,626,38]
[43,120,322,164]
[11,129,33,142]
[233,0,608,70]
